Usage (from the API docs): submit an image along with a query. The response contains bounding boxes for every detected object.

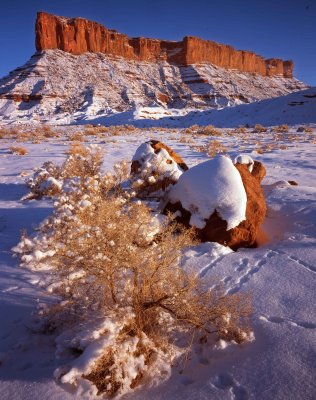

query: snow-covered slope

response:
[87,86,316,128]
[0,50,307,124]
[178,86,316,127]
[0,126,315,399]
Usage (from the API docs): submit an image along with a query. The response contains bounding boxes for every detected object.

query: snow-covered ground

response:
[0,125,315,399]
[87,86,316,127]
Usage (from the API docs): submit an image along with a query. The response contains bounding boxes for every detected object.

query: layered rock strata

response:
[35,12,293,78]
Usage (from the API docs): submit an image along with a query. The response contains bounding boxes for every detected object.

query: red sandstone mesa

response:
[35,12,293,78]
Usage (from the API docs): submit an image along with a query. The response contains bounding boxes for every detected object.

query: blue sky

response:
[0,0,315,85]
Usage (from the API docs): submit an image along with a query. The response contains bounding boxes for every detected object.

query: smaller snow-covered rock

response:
[234,154,254,172]
[251,160,266,183]
[131,140,188,198]
[234,154,266,183]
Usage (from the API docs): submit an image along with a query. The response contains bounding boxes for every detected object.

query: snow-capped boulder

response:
[234,154,266,183]
[234,154,254,172]
[131,140,188,198]
[163,156,266,250]
[250,161,266,183]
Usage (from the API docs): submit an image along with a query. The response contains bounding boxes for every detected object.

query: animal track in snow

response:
[226,250,276,295]
[180,376,194,385]
[211,373,249,400]
[260,315,316,330]
[272,249,316,274]
[236,258,249,272]
[287,254,316,274]
[223,276,232,284]
[2,286,20,293]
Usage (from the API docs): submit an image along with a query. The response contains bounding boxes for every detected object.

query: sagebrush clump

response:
[14,144,252,397]
[24,144,104,199]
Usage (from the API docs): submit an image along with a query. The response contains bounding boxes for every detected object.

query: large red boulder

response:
[163,156,266,250]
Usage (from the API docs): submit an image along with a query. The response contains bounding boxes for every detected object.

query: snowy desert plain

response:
[0,105,315,400]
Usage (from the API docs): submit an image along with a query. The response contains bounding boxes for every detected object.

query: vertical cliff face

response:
[35,12,136,58]
[35,11,293,78]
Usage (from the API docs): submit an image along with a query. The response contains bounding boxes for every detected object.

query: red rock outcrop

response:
[163,162,266,250]
[35,12,293,78]
[251,161,266,183]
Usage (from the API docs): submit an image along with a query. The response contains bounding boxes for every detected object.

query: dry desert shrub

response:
[178,135,194,144]
[303,126,313,133]
[24,161,62,199]
[0,127,19,138]
[83,124,109,135]
[9,146,28,155]
[252,124,267,133]
[232,126,247,134]
[24,144,104,200]
[273,124,289,133]
[15,155,252,396]
[182,125,199,134]
[100,125,138,137]
[197,125,222,136]
[62,144,103,179]
[39,125,60,138]
[66,142,90,157]
[207,140,227,157]
[69,131,85,142]
[192,140,227,157]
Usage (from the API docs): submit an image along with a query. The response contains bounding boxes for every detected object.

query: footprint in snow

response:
[2,286,20,293]
[236,258,249,272]
[211,373,249,400]
[180,376,195,385]
[260,315,316,329]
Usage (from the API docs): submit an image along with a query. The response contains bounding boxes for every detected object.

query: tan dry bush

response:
[9,146,28,155]
[62,145,103,179]
[274,124,289,133]
[208,140,227,157]
[16,163,252,396]
[83,125,110,135]
[179,135,194,144]
[69,131,85,142]
[40,125,60,138]
[197,125,222,136]
[252,124,267,133]
[25,144,105,200]
[84,126,99,136]
[66,142,91,157]
[182,125,199,134]
[303,126,313,133]
[0,127,19,138]
[24,161,62,200]
[15,131,32,143]
[232,126,247,134]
